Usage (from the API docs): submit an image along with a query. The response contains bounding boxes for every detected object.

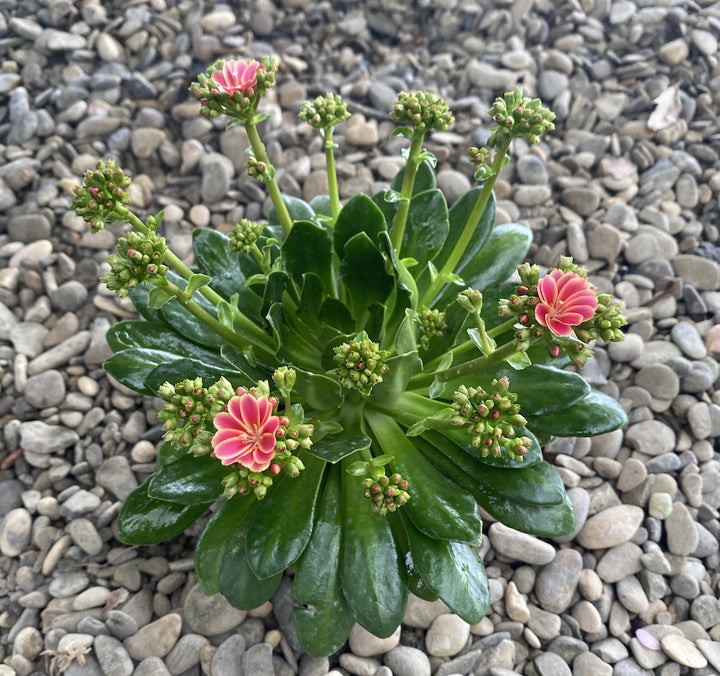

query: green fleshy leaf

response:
[293,464,354,658]
[482,491,577,538]
[400,189,449,266]
[103,348,180,396]
[219,519,283,610]
[147,452,226,505]
[106,320,223,362]
[246,455,325,579]
[340,232,394,321]
[195,496,256,595]
[434,190,495,272]
[156,440,191,467]
[184,273,212,300]
[525,390,628,437]
[282,220,333,293]
[266,303,322,370]
[308,405,370,463]
[117,478,210,546]
[370,351,421,407]
[297,274,324,332]
[390,160,437,195]
[318,297,355,333]
[128,283,167,322]
[309,195,333,219]
[269,195,315,228]
[403,517,489,624]
[192,230,262,317]
[333,193,388,256]
[365,411,483,545]
[291,366,344,412]
[390,126,413,139]
[220,345,272,383]
[340,456,407,637]
[147,285,175,309]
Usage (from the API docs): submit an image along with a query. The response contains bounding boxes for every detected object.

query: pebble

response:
[535,548,582,613]
[211,635,247,676]
[183,584,247,636]
[625,420,676,456]
[0,508,32,557]
[94,635,134,676]
[665,502,699,555]
[383,646,431,676]
[123,613,182,660]
[577,505,644,549]
[425,614,470,657]
[488,522,556,565]
[348,624,400,657]
[661,634,707,668]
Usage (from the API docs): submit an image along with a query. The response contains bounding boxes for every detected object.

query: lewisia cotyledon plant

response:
[70,56,629,657]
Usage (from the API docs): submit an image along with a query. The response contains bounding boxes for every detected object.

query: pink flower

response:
[535,269,598,337]
[211,392,280,472]
[211,60,261,97]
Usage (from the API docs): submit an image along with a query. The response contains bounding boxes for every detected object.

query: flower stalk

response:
[390,129,426,252]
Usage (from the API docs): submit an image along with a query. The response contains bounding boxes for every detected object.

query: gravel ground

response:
[2,1,720,675]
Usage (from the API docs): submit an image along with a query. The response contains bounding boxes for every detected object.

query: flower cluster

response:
[70,159,131,232]
[391,90,455,132]
[419,307,447,340]
[451,379,531,460]
[333,333,390,395]
[362,472,411,516]
[299,92,350,129]
[487,87,556,147]
[157,377,234,456]
[190,56,278,122]
[228,218,264,254]
[101,229,168,298]
[499,257,626,364]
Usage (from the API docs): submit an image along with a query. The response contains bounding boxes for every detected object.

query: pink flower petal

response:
[213,437,254,465]
[545,316,573,337]
[213,412,237,432]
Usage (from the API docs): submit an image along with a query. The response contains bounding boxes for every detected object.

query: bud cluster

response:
[101,229,168,298]
[228,218,264,254]
[362,472,411,516]
[487,87,556,148]
[391,91,455,132]
[246,155,274,181]
[189,56,278,122]
[456,287,484,313]
[575,294,627,344]
[157,377,234,456]
[70,159,132,233]
[299,92,350,129]
[451,379,531,460]
[333,333,390,395]
[419,307,446,339]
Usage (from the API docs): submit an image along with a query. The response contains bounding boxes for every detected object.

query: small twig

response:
[1,448,23,470]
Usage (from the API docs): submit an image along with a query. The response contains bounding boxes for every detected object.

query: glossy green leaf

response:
[370,351,421,407]
[147,452,226,505]
[266,303,322,370]
[219,520,282,610]
[193,230,254,301]
[390,160,437,195]
[107,320,223,362]
[482,491,576,538]
[293,464,354,657]
[128,282,166,322]
[260,270,290,317]
[401,189,449,265]
[420,432,566,506]
[117,478,210,546]
[308,404,370,463]
[282,220,333,292]
[403,517,489,624]
[270,195,315,227]
[434,189,495,271]
[340,456,407,637]
[334,193,387,256]
[220,345,272,383]
[195,496,257,594]
[319,297,355,333]
[246,455,325,578]
[340,232,394,321]
[462,222,532,290]
[184,273,212,299]
[309,194,333,219]
[525,389,628,437]
[161,274,226,349]
[147,285,175,309]
[104,348,179,396]
[297,274,324,332]
[156,440,191,467]
[292,366,343,412]
[366,411,483,544]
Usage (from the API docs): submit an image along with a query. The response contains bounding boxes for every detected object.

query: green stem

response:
[389,130,426,252]
[324,127,341,221]
[420,139,512,307]
[118,207,275,352]
[435,340,525,382]
[245,122,293,235]
[487,317,517,338]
